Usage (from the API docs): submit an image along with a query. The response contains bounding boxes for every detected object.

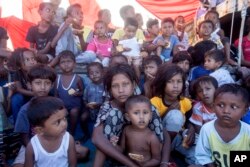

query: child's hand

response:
[65,17,74,26]
[157,40,165,47]
[86,102,98,110]
[73,29,84,36]
[145,71,155,81]
[110,136,119,146]
[123,47,132,52]
[184,127,195,147]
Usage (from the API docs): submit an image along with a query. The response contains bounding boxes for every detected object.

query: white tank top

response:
[31,132,70,167]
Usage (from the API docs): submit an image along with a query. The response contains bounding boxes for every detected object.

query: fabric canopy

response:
[0,0,201,49]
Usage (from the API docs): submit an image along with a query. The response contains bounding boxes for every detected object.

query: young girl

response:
[55,50,83,136]
[7,48,37,122]
[92,64,168,167]
[150,64,195,164]
[25,96,76,167]
[86,20,113,67]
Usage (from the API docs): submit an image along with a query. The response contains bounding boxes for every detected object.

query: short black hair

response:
[125,95,151,112]
[58,50,76,62]
[39,2,53,11]
[124,17,138,29]
[98,9,109,19]
[193,76,218,95]
[198,20,215,31]
[205,49,226,65]
[28,64,56,83]
[87,62,103,74]
[172,51,192,65]
[161,17,175,26]
[66,3,82,16]
[143,55,162,68]
[28,96,65,127]
[205,10,219,20]
[191,40,217,66]
[146,19,159,29]
[214,84,250,107]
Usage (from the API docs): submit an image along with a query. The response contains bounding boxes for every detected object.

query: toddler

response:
[25,96,76,167]
[86,20,113,67]
[120,95,161,166]
[204,49,234,86]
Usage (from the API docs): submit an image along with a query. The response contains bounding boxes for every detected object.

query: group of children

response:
[0,1,250,167]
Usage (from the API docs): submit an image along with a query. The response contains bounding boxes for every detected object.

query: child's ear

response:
[125,113,130,122]
[34,126,44,135]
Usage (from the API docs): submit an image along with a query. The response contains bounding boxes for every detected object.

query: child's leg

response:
[69,108,80,136]
[93,149,106,167]
[75,141,89,160]
[80,110,90,140]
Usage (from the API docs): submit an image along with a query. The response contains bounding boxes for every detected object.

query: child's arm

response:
[15,81,34,97]
[68,134,77,167]
[72,76,83,97]
[74,29,87,51]
[51,18,73,48]
[92,124,139,167]
[142,133,161,167]
[24,142,35,167]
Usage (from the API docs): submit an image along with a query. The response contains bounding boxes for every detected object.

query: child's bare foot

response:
[75,141,89,161]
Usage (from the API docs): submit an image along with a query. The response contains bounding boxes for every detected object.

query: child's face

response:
[175,17,185,31]
[101,10,111,25]
[136,14,143,28]
[59,57,75,74]
[205,13,218,26]
[94,23,107,37]
[126,102,152,129]
[165,74,183,100]
[70,7,83,27]
[176,60,190,73]
[39,4,55,22]
[125,8,135,19]
[40,108,68,137]
[111,73,135,103]
[148,24,159,36]
[22,51,37,71]
[124,25,137,39]
[31,78,53,97]
[214,92,247,127]
[144,61,158,78]
[196,82,216,105]
[204,56,221,71]
[199,23,213,37]
[88,65,102,83]
[161,22,174,37]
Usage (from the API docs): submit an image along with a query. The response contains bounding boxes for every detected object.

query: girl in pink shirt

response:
[87,20,113,67]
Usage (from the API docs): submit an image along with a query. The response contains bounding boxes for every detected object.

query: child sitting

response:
[119,95,161,166]
[81,62,104,138]
[195,84,250,167]
[140,55,162,98]
[53,3,94,65]
[7,48,37,122]
[86,20,113,67]
[172,51,192,97]
[143,19,160,55]
[55,50,83,136]
[13,64,56,167]
[117,17,142,65]
[25,96,76,166]
[174,15,189,50]
[189,76,218,136]
[153,17,181,62]
[204,49,234,86]
[26,2,58,63]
